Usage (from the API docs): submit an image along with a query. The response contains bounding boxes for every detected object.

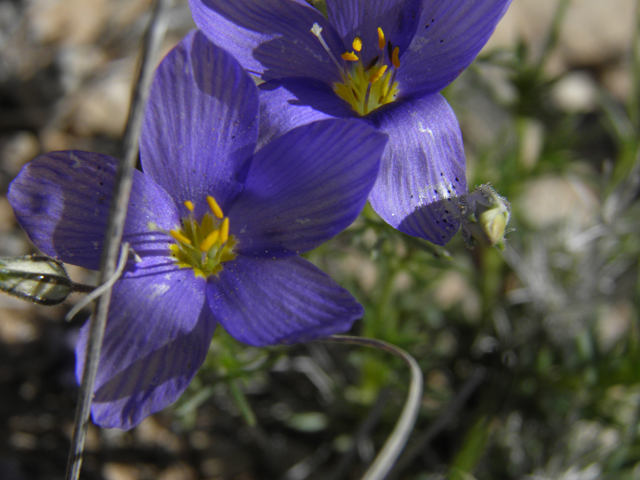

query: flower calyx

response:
[459,184,512,250]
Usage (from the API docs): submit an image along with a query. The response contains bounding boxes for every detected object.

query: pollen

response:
[377,28,385,50]
[220,217,230,244]
[311,23,400,116]
[342,51,359,61]
[206,195,224,219]
[170,229,192,245]
[391,46,400,69]
[157,195,237,278]
[199,230,219,252]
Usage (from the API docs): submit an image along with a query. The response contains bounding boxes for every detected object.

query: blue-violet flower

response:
[190,0,511,244]
[8,31,387,429]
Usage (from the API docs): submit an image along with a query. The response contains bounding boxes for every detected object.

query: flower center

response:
[152,196,237,279]
[312,23,400,116]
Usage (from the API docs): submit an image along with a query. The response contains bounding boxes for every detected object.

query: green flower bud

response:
[0,255,74,305]
[459,184,511,249]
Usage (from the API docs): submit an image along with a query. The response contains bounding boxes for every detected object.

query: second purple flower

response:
[190,0,512,244]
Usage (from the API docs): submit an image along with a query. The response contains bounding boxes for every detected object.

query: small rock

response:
[0,132,40,176]
[551,71,599,112]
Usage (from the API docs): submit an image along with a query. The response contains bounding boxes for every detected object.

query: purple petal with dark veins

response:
[140,30,258,217]
[368,94,466,244]
[208,256,361,346]
[8,150,178,270]
[326,0,423,66]
[257,78,353,150]
[75,259,215,430]
[228,119,386,257]
[190,0,346,84]
[398,0,512,97]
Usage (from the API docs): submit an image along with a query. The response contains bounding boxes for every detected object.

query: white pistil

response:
[311,23,344,73]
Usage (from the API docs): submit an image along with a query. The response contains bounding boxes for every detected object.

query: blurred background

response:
[1,0,640,479]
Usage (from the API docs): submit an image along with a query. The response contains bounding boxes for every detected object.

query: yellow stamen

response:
[206,195,224,219]
[392,46,400,69]
[369,65,388,83]
[170,229,192,245]
[220,217,230,244]
[341,51,359,61]
[377,27,385,50]
[199,229,220,252]
[311,23,400,116]
[184,200,194,211]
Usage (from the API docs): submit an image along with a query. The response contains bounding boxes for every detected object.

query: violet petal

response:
[368,94,466,244]
[208,256,362,346]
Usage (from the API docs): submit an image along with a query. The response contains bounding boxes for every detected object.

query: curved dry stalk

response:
[322,335,424,480]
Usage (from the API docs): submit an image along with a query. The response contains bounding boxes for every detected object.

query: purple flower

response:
[190,0,511,244]
[7,31,387,429]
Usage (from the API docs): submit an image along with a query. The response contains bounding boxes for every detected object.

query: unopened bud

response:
[0,255,74,305]
[459,184,511,249]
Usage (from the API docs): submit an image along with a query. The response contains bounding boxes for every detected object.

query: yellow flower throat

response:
[312,23,400,116]
[151,195,237,278]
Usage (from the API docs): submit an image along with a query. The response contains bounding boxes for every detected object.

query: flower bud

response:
[459,184,511,249]
[0,255,74,305]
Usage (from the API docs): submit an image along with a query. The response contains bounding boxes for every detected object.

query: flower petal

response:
[398,0,512,97]
[75,261,215,429]
[228,119,386,257]
[257,78,354,149]
[190,0,345,84]
[326,0,423,65]
[368,94,466,244]
[209,256,362,346]
[7,151,178,270]
[140,30,258,216]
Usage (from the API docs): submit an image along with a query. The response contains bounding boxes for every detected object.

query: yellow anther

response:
[170,229,192,246]
[206,195,224,219]
[341,51,359,61]
[184,200,194,211]
[392,46,400,69]
[377,27,385,50]
[369,65,388,83]
[352,37,362,52]
[199,229,220,252]
[220,217,230,244]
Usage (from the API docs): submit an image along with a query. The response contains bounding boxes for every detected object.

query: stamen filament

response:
[206,195,224,219]
[363,83,372,116]
[369,65,388,83]
[311,23,343,72]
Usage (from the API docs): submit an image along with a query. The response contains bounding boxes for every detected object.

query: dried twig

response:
[64,2,169,479]
[322,335,424,480]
